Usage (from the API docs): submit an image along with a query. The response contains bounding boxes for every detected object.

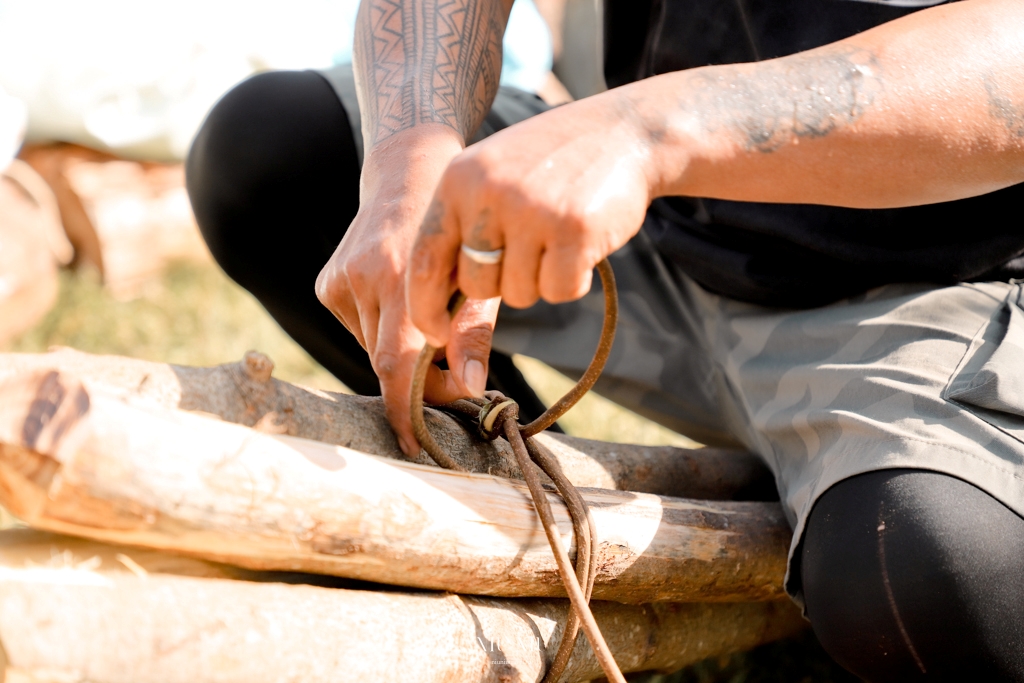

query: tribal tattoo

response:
[685,46,883,153]
[354,0,507,147]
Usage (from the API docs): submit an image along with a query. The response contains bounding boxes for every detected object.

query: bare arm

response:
[408,0,1024,345]
[639,0,1024,207]
[316,0,513,455]
[353,0,510,147]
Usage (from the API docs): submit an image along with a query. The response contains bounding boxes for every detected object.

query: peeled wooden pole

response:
[0,529,806,683]
[0,348,776,501]
[0,368,791,603]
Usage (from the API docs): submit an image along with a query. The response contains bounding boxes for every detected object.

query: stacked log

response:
[19,143,210,297]
[0,348,777,501]
[0,529,804,683]
[0,350,802,681]
[2,144,211,348]
[0,161,71,346]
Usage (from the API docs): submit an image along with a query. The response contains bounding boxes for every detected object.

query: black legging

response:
[802,468,1024,682]
[186,70,1024,682]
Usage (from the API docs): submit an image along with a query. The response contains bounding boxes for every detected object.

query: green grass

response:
[3,259,855,682]
[7,260,694,447]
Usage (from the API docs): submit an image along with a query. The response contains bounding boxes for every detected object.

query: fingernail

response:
[399,436,419,457]
[464,359,486,398]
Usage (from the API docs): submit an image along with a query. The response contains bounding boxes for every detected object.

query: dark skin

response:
[314,0,1024,455]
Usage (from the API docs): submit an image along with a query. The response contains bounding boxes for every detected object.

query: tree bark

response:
[0,348,776,501]
[0,367,791,603]
[0,528,806,683]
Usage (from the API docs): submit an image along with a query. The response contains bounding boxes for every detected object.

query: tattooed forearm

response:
[354,0,507,147]
[983,74,1024,138]
[685,47,883,153]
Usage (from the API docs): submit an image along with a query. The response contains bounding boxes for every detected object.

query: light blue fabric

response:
[498,0,553,93]
[328,0,362,67]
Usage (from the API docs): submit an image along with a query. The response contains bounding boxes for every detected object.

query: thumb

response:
[446,297,501,398]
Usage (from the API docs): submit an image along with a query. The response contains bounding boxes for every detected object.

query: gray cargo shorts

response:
[321,65,1024,603]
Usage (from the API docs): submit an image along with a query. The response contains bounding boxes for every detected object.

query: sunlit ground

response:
[8,263,346,391]
[9,260,697,447]
[2,259,854,682]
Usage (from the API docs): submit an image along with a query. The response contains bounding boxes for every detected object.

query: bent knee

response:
[801,469,1024,682]
[185,70,357,279]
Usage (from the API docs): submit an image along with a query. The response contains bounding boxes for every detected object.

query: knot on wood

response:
[409,260,624,683]
[242,351,274,383]
[477,396,519,441]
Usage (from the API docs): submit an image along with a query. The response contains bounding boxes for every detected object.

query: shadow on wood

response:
[0,348,778,501]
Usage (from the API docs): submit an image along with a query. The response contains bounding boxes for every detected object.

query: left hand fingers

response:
[408,127,648,343]
[538,241,596,303]
[457,208,504,301]
[444,296,501,398]
[456,198,592,309]
[407,198,461,348]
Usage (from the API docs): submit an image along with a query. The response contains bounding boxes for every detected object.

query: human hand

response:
[406,93,654,348]
[315,126,502,456]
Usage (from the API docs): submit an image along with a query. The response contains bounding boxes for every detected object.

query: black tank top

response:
[604,0,1024,307]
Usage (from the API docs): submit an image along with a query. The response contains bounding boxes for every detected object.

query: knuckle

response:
[457,145,493,171]
[346,272,368,294]
[556,212,589,242]
[408,248,438,283]
[458,270,498,298]
[344,260,370,288]
[452,153,506,197]
[454,321,493,349]
[315,264,349,308]
[353,258,401,297]
[510,295,540,310]
[372,349,402,379]
[315,270,331,307]
[504,287,539,309]
[544,272,590,304]
[539,279,565,303]
[445,158,481,191]
[542,285,576,304]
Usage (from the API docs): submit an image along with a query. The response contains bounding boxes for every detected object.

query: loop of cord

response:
[410,260,624,683]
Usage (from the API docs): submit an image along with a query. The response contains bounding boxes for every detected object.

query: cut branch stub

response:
[0,348,777,501]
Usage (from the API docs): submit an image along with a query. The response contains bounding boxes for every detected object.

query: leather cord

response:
[410,259,625,683]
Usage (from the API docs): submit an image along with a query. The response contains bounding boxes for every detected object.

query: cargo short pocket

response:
[946,286,1024,442]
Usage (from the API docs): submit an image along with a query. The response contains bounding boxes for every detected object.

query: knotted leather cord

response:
[410,259,625,683]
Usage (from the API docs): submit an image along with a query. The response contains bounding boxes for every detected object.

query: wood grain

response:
[0,529,806,683]
[0,367,791,603]
[0,348,777,501]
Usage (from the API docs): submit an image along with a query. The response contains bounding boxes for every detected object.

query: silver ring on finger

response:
[461,244,505,265]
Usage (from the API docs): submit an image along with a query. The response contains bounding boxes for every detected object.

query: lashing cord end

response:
[478,397,518,440]
[409,260,624,683]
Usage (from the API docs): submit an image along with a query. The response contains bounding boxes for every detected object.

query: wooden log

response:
[19,143,210,296]
[0,348,776,501]
[0,369,791,603]
[0,162,66,347]
[0,529,806,683]
[18,144,106,274]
